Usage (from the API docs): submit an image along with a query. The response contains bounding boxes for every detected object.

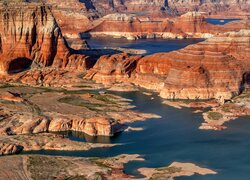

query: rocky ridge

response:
[86,29,250,101]
[41,0,250,41]
[57,0,250,17]
[82,11,249,40]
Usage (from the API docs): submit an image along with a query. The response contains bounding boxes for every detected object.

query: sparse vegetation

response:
[207,111,223,120]
[95,94,117,104]
[157,166,182,174]
[28,155,63,180]
[236,91,250,99]
[149,166,182,180]
[58,96,104,111]
[221,105,231,113]
[65,175,88,180]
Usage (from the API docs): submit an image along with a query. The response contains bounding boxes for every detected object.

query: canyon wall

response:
[41,0,250,41]
[0,1,92,74]
[85,12,249,40]
[86,30,250,100]
[76,0,250,16]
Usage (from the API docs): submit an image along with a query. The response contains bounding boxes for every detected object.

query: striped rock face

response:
[87,30,250,100]
[136,30,250,100]
[0,2,91,74]
[83,11,250,41]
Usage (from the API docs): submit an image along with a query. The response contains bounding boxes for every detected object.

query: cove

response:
[23,90,250,180]
[86,38,204,55]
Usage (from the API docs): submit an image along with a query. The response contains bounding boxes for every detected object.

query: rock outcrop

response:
[141,30,249,100]
[83,12,249,40]
[86,53,142,84]
[86,30,250,100]
[0,143,23,156]
[39,0,250,42]
[167,0,250,17]
[0,110,123,137]
[44,0,95,39]
[53,0,250,17]
[0,1,92,74]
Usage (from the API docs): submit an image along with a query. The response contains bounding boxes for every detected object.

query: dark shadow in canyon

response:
[79,0,96,10]
[240,72,250,92]
[7,57,32,74]
[244,72,250,86]
[56,130,123,144]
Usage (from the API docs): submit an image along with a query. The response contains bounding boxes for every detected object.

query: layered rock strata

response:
[29,0,250,43]
[56,0,250,17]
[0,101,124,137]
[0,1,92,74]
[86,30,250,100]
[85,53,142,84]
[84,12,249,40]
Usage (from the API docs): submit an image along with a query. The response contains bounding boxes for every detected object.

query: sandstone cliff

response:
[39,0,250,41]
[86,30,250,100]
[0,1,92,74]
[66,0,250,17]
[82,12,250,40]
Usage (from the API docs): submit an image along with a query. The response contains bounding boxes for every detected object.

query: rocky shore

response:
[0,82,160,154]
[0,154,217,180]
[0,154,143,179]
[86,29,250,101]
[139,162,217,180]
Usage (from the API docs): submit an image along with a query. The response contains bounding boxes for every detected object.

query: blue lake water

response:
[86,38,204,55]
[23,90,250,180]
[205,18,241,25]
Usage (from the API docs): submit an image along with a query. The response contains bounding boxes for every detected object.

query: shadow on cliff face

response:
[240,72,250,92]
[244,72,250,86]
[7,57,32,74]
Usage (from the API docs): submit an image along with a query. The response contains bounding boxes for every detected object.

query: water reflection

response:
[58,130,118,143]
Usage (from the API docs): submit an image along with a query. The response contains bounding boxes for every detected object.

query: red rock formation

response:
[167,0,250,18]
[136,30,250,100]
[0,2,92,74]
[85,53,142,84]
[67,0,250,17]
[24,0,248,46]
[40,0,249,41]
[86,30,250,100]
[44,0,94,38]
[84,12,249,40]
